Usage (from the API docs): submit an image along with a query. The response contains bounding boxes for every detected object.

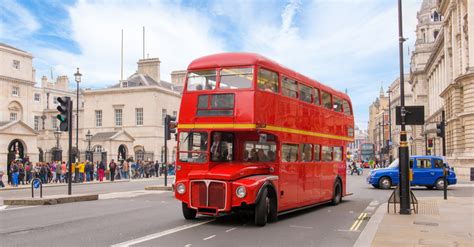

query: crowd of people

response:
[0,157,176,188]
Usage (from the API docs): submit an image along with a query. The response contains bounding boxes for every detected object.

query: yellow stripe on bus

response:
[178,123,353,142]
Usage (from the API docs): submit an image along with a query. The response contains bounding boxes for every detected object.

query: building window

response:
[34,116,40,130]
[34,93,41,102]
[162,109,167,125]
[115,109,122,126]
[13,60,20,69]
[136,108,143,126]
[95,110,102,127]
[51,116,58,129]
[12,86,20,96]
[10,112,17,121]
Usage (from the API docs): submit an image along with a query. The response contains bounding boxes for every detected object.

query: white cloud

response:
[23,0,423,130]
[0,0,40,38]
[32,0,225,87]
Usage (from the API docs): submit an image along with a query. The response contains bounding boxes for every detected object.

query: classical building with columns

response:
[0,42,182,183]
[409,0,474,180]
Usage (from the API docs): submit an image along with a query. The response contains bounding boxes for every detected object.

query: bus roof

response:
[187,52,349,101]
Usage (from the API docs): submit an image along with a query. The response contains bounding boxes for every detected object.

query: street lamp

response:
[86,130,92,160]
[387,89,393,163]
[54,127,62,149]
[409,136,414,156]
[74,68,82,161]
[54,127,62,161]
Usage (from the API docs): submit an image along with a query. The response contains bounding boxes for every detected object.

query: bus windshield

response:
[179,132,208,163]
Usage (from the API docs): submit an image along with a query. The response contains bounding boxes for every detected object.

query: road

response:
[0,171,472,247]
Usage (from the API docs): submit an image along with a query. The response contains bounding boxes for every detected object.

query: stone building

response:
[409,0,442,156]
[368,86,389,160]
[388,75,413,158]
[0,42,183,183]
[409,0,474,180]
[82,58,181,165]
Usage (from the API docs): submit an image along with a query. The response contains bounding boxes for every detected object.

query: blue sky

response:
[0,0,423,129]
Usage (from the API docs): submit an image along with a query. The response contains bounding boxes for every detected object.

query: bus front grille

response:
[190,180,226,210]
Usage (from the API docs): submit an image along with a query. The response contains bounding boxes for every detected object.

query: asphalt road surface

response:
[1,171,472,247]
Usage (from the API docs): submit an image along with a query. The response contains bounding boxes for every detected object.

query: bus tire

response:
[267,188,278,223]
[254,188,269,226]
[331,180,342,205]
[182,202,197,220]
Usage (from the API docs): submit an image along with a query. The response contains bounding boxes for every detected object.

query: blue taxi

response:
[367,156,457,189]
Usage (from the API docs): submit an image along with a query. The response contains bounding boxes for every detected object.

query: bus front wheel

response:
[182,202,197,220]
[331,180,342,205]
[255,188,271,226]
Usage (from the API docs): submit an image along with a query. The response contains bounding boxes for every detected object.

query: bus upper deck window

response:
[282,77,298,98]
[343,100,352,116]
[321,91,332,109]
[187,70,217,91]
[219,68,253,89]
[333,96,343,112]
[258,68,278,93]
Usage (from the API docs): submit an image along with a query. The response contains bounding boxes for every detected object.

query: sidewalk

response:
[0,176,175,191]
[357,196,474,246]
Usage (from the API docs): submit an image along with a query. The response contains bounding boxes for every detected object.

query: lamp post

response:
[54,127,62,149]
[86,130,92,161]
[387,89,393,163]
[54,127,62,161]
[409,136,414,156]
[74,68,82,162]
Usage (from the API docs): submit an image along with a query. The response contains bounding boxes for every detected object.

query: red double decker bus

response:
[175,53,354,226]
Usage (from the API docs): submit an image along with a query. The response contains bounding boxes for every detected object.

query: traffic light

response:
[436,121,445,138]
[428,139,433,148]
[56,97,71,131]
[165,114,177,140]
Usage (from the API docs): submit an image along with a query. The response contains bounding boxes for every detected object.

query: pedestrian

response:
[98,161,105,182]
[11,162,19,187]
[85,161,90,182]
[89,161,94,182]
[55,162,61,183]
[0,168,5,188]
[154,160,159,177]
[18,163,25,185]
[109,159,117,182]
[122,160,129,179]
[25,162,32,184]
[78,161,85,183]
[61,161,67,183]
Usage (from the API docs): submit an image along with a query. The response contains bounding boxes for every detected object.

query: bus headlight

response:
[236,186,246,198]
[177,183,186,194]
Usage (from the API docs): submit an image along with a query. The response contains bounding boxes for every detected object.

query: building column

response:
[468,0,474,71]
[462,82,474,154]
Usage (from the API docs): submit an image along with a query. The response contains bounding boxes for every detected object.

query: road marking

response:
[350,213,367,231]
[365,206,376,212]
[111,219,214,247]
[0,205,8,210]
[369,200,379,206]
[289,225,313,229]
[99,190,164,200]
[184,244,191,247]
[225,228,236,233]
[0,205,38,212]
[203,235,216,240]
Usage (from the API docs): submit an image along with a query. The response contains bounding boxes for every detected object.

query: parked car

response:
[367,155,457,189]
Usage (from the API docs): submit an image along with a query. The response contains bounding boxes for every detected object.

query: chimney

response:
[56,75,69,91]
[41,76,48,88]
[137,58,160,83]
[170,70,187,86]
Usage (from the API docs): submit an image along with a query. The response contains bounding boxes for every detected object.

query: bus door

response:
[279,143,299,209]
[299,144,314,204]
